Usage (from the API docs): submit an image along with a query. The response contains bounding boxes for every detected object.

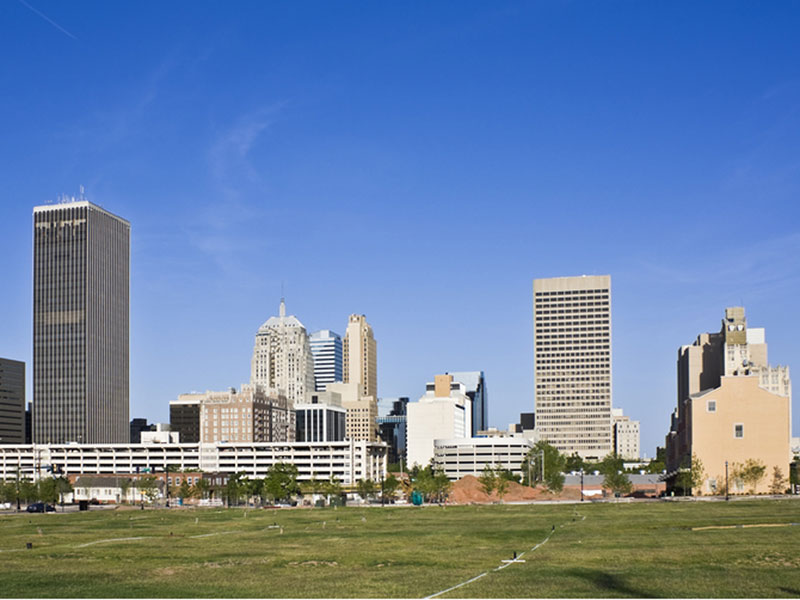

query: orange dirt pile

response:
[448,475,581,504]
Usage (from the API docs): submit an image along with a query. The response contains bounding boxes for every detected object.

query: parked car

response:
[26,502,55,513]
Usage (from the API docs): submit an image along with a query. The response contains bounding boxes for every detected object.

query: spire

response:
[279,298,286,318]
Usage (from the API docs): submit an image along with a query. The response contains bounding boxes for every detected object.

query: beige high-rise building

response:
[328,382,378,442]
[343,314,377,399]
[611,409,640,460]
[666,307,792,494]
[533,275,612,460]
[251,300,315,408]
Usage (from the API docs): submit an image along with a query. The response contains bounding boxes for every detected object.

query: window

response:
[734,423,744,439]
[707,400,716,413]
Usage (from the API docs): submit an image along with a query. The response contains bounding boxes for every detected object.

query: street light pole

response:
[725,461,729,502]
[580,469,584,501]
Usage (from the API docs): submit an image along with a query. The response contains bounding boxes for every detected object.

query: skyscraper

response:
[533,275,612,460]
[310,329,343,391]
[0,358,25,444]
[343,314,377,399]
[33,199,130,444]
[448,371,488,436]
[250,299,314,407]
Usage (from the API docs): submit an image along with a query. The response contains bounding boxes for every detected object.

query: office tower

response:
[343,314,377,399]
[533,275,612,460]
[310,330,343,391]
[295,390,347,442]
[666,307,792,494]
[611,409,640,460]
[129,418,153,444]
[448,371,487,436]
[170,394,203,444]
[0,358,25,444]
[406,374,471,468]
[377,397,408,464]
[327,382,378,442]
[250,299,315,407]
[33,199,130,443]
[196,385,293,443]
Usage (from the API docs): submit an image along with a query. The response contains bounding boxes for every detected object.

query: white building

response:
[295,390,346,442]
[310,330,343,392]
[251,299,314,408]
[0,440,387,484]
[533,275,613,460]
[611,408,640,460]
[434,437,535,480]
[406,374,471,468]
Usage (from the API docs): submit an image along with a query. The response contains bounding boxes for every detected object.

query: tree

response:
[676,454,705,496]
[494,465,510,500]
[478,464,497,497]
[733,459,767,494]
[194,477,210,500]
[565,453,585,473]
[119,478,132,504]
[382,474,400,501]
[38,478,58,504]
[432,467,452,503]
[324,475,343,505]
[262,464,300,504]
[769,466,787,495]
[603,470,633,496]
[178,479,192,502]
[0,480,16,504]
[137,476,159,504]
[55,477,72,508]
[225,472,247,506]
[356,478,376,502]
[522,442,566,493]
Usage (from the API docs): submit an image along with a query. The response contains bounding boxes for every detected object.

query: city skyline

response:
[1,3,799,454]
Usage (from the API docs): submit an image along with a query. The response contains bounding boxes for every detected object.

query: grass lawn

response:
[0,499,799,598]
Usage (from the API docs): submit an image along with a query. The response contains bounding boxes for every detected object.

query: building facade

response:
[433,437,534,480]
[199,385,293,444]
[0,440,387,484]
[310,330,343,391]
[448,371,488,436]
[0,358,25,444]
[250,300,314,408]
[612,409,640,460]
[406,374,472,468]
[666,307,792,494]
[377,397,408,465]
[533,275,612,460]
[343,314,377,399]
[33,199,130,444]
[169,394,202,444]
[295,391,347,443]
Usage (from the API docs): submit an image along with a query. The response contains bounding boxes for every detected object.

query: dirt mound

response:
[448,475,581,504]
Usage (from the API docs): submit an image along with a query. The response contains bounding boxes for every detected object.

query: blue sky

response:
[1,1,799,454]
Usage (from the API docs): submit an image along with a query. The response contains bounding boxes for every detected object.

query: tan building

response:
[612,409,640,460]
[666,307,792,494]
[343,314,377,399]
[328,382,378,442]
[533,275,612,460]
[199,384,293,443]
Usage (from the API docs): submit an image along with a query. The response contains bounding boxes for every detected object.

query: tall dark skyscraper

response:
[33,199,130,443]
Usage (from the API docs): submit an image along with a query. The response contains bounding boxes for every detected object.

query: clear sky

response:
[1,1,799,455]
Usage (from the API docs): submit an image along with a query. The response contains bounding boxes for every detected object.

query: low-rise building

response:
[434,437,534,480]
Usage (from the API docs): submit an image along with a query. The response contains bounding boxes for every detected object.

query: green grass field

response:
[1,499,799,598]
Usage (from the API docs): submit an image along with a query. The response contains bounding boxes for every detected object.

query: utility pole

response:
[580,469,584,501]
[725,461,729,502]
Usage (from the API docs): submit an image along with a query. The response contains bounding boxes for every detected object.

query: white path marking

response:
[76,536,148,548]
[188,530,237,539]
[424,512,586,599]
